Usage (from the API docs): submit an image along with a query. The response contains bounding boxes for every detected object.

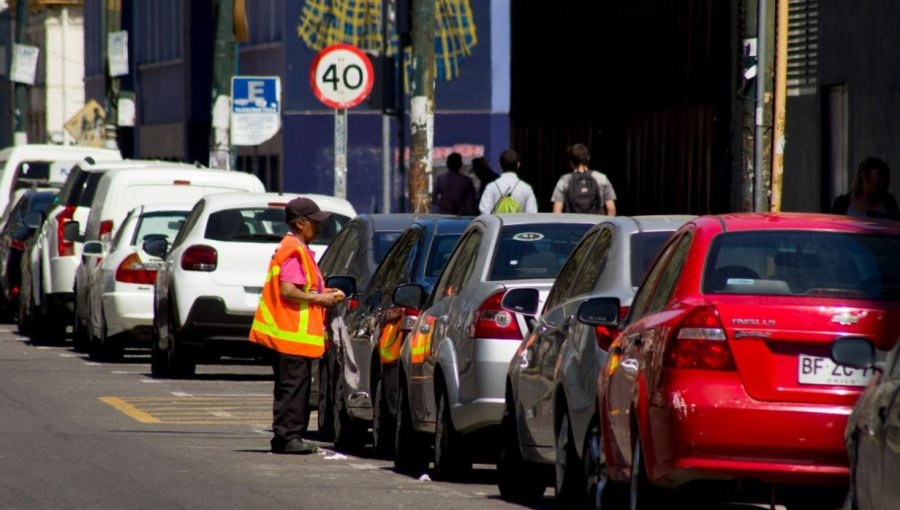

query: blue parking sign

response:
[232,77,279,113]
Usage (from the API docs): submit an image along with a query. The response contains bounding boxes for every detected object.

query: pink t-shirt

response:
[279,246,324,294]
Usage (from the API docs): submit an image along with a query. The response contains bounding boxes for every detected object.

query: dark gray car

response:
[498,215,692,504]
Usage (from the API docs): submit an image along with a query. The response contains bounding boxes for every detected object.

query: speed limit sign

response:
[310,44,375,109]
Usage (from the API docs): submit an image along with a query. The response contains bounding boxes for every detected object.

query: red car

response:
[589,213,900,509]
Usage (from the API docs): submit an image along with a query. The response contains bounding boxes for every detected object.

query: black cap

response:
[285,197,331,224]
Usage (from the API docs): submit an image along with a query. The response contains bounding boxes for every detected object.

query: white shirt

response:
[478,172,539,214]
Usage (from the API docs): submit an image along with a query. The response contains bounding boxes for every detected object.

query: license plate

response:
[798,354,873,387]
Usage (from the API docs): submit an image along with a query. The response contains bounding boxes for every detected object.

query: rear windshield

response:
[703,231,900,300]
[425,233,463,278]
[490,223,592,280]
[630,231,675,286]
[373,231,402,261]
[131,211,190,246]
[205,207,289,242]
[78,173,105,207]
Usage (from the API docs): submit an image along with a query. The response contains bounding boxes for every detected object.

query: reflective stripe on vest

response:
[378,319,402,364]
[248,235,327,358]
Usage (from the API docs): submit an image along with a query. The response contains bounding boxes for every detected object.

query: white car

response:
[150,192,356,377]
[83,204,193,360]
[28,159,195,344]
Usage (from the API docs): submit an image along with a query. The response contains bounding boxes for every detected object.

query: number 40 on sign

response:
[309,44,375,110]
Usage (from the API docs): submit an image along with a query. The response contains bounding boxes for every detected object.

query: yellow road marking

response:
[100,396,162,423]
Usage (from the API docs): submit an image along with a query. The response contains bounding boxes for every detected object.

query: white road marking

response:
[58,353,78,358]
[171,391,192,397]
[83,362,101,366]
[141,379,163,383]
[350,463,378,470]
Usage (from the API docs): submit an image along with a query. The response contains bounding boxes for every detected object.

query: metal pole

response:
[13,0,27,145]
[210,0,235,169]
[770,0,788,212]
[408,0,435,214]
[753,0,768,212]
[334,109,348,199]
[103,0,121,150]
[382,114,391,212]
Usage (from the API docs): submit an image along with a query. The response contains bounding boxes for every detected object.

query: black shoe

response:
[282,438,318,455]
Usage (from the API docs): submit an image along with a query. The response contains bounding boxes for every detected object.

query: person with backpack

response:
[478,149,538,214]
[551,143,617,215]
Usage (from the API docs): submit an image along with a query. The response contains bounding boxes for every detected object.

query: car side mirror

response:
[392,283,425,310]
[142,235,169,258]
[82,240,106,258]
[501,287,540,316]
[577,297,621,327]
[831,337,880,372]
[22,211,43,230]
[62,220,81,242]
[326,275,356,298]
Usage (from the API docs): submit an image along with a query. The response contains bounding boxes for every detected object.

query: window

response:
[570,228,613,297]
[171,200,205,250]
[628,234,682,323]
[329,226,361,277]
[132,211,190,247]
[488,223,592,281]
[434,230,482,299]
[373,231,403,262]
[78,173,107,207]
[204,207,288,242]
[702,231,900,300]
[58,168,87,206]
[644,233,693,314]
[424,233,464,279]
[629,231,676,287]
[367,229,418,304]
[544,229,598,312]
[319,226,352,276]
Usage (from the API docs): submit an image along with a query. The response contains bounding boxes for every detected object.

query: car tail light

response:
[99,220,114,241]
[470,291,522,340]
[346,297,359,311]
[619,305,630,320]
[664,306,734,370]
[10,286,19,297]
[115,253,157,284]
[181,245,218,271]
[56,205,76,256]
[594,325,615,351]
[10,238,25,251]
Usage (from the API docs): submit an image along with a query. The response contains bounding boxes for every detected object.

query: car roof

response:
[0,145,121,160]
[583,214,695,235]
[132,203,195,214]
[708,212,900,234]
[475,212,602,227]
[197,192,356,217]
[357,213,457,230]
[74,159,197,173]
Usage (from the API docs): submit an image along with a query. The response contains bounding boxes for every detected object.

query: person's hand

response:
[330,288,346,302]
[318,293,337,308]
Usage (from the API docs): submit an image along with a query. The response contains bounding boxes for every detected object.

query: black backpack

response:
[564,172,603,214]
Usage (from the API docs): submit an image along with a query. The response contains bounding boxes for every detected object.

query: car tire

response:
[72,294,89,352]
[372,375,396,458]
[556,410,585,504]
[316,356,335,441]
[150,327,170,378]
[394,381,430,475]
[433,390,471,481]
[152,301,195,378]
[90,308,123,362]
[585,418,625,510]
[629,436,667,510]
[332,371,365,451]
[497,392,546,502]
[17,291,31,337]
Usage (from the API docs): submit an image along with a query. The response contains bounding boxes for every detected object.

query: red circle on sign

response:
[309,44,375,109]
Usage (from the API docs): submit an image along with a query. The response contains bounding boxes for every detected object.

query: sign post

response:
[310,44,374,200]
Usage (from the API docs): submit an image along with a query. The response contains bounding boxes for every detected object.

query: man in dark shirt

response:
[433,152,477,215]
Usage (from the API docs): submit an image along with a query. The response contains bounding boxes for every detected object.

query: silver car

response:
[497,215,692,504]
[392,213,599,479]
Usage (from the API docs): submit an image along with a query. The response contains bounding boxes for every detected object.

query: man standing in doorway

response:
[478,149,538,214]
[551,143,617,215]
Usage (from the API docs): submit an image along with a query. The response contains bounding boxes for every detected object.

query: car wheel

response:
[166,304,195,378]
[150,326,170,378]
[72,294,89,352]
[556,410,584,504]
[92,308,123,362]
[17,291,31,337]
[497,392,546,502]
[629,436,667,510]
[433,389,471,481]
[316,356,335,441]
[394,381,430,474]
[585,418,625,510]
[332,371,365,451]
[372,375,396,458]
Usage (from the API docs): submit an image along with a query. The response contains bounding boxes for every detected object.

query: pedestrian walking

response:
[551,143,617,215]
[249,197,345,455]
[831,157,900,220]
[433,152,477,215]
[478,149,538,214]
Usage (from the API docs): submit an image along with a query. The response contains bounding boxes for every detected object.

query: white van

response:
[0,144,121,215]
[70,168,265,347]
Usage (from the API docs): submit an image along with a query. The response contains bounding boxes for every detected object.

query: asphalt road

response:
[0,325,795,510]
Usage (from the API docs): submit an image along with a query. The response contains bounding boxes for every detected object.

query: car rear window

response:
[78,173,105,207]
[490,223,592,281]
[425,233,463,278]
[373,231,402,261]
[630,231,675,286]
[703,230,900,300]
[205,207,290,242]
[131,211,190,246]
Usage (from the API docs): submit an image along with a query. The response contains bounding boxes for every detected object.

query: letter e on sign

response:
[310,44,375,109]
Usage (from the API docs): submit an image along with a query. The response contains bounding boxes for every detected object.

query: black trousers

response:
[271,352,313,447]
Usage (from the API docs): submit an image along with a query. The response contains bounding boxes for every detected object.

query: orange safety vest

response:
[248,235,326,358]
[410,315,436,364]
